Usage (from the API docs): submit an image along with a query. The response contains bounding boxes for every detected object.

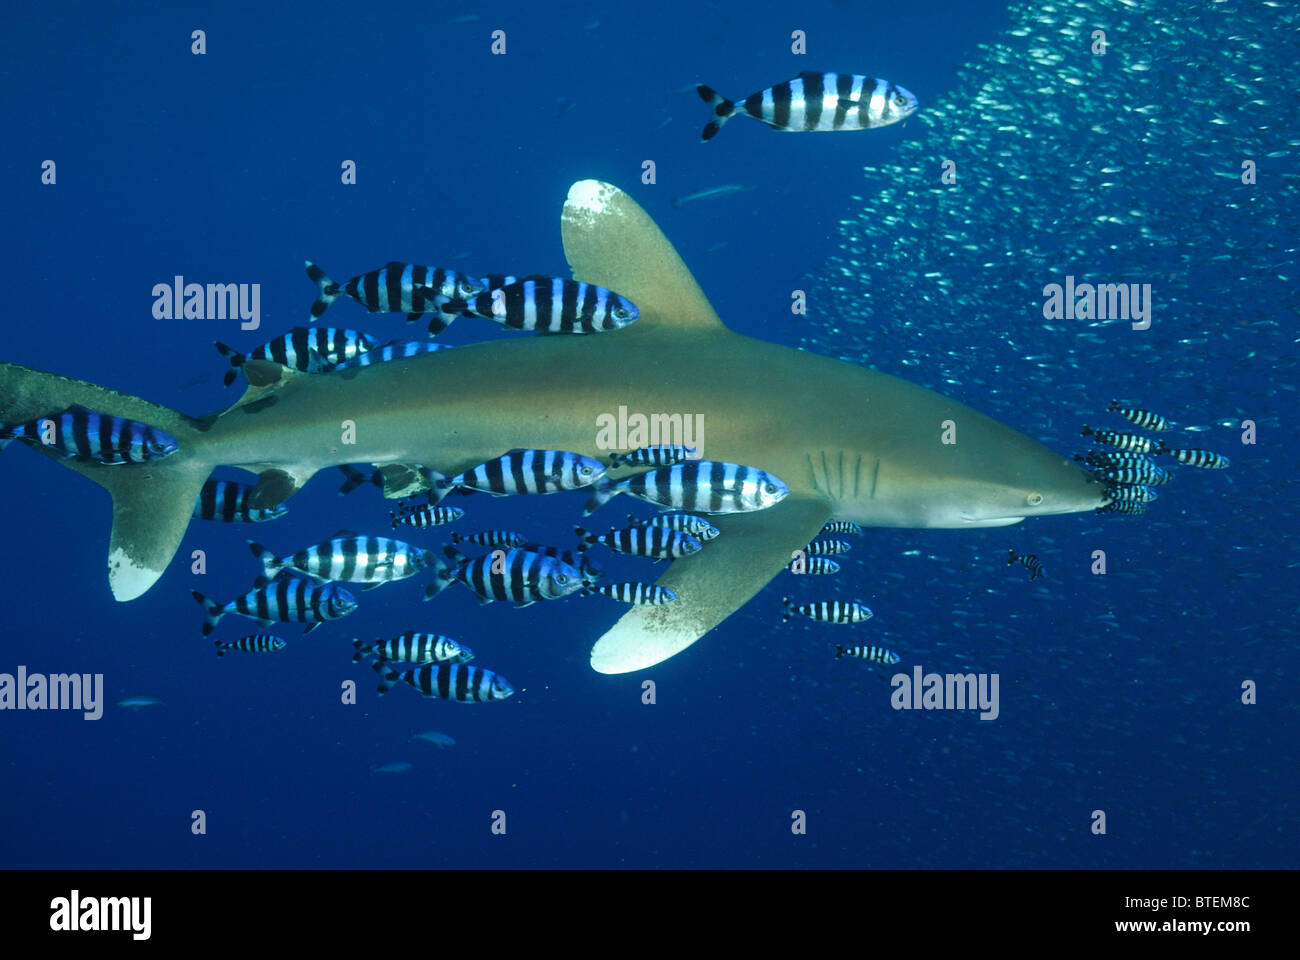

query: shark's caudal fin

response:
[588,497,831,674]
[0,361,214,601]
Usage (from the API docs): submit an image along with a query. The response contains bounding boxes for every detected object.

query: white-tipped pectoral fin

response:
[589,496,831,674]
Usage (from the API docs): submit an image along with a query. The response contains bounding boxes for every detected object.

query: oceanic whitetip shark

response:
[0,180,1109,674]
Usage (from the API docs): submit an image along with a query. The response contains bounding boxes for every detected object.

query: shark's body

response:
[0,180,1108,674]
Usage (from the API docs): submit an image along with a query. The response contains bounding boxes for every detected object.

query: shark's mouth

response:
[957,514,1026,527]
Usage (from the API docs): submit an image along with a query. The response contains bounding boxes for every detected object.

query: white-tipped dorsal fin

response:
[561,179,725,333]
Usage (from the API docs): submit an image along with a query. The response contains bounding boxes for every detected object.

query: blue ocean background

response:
[0,0,1294,868]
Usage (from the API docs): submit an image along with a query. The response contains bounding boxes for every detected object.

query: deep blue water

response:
[0,0,1294,868]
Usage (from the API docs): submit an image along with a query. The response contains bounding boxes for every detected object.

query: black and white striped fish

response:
[193,479,289,523]
[781,597,873,624]
[214,327,377,386]
[433,449,605,503]
[821,521,863,536]
[192,573,357,636]
[214,634,286,657]
[0,405,179,464]
[787,555,841,575]
[250,535,432,587]
[1080,426,1159,454]
[1007,550,1045,580]
[1075,450,1155,468]
[696,71,918,141]
[803,538,851,556]
[1097,500,1148,516]
[305,260,484,323]
[375,661,514,703]
[1108,400,1171,432]
[449,529,529,547]
[390,504,464,530]
[329,339,451,371]
[628,512,720,541]
[1106,485,1158,503]
[352,631,474,664]
[425,545,587,606]
[518,541,605,586]
[1094,461,1174,486]
[583,460,789,516]
[608,444,697,468]
[834,644,900,664]
[583,581,678,605]
[438,275,639,336]
[478,273,518,291]
[1160,447,1231,469]
[574,524,703,560]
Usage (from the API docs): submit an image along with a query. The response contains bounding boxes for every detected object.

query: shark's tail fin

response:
[305,261,340,321]
[0,361,214,601]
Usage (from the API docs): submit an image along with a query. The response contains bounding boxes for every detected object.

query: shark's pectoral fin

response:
[589,495,831,674]
[373,463,434,499]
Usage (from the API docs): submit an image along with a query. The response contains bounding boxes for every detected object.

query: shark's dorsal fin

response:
[589,495,832,674]
[561,180,726,333]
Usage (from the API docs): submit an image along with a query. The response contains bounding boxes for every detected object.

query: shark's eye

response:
[1026,492,1044,506]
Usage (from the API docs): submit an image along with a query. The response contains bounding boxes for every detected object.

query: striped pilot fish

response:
[584,460,789,516]
[214,634,286,657]
[584,582,678,605]
[787,555,841,575]
[834,644,900,665]
[214,327,378,386]
[781,597,873,624]
[628,512,720,541]
[389,504,464,530]
[192,573,357,636]
[0,405,179,465]
[449,530,529,548]
[821,521,863,536]
[1075,450,1155,468]
[608,444,697,468]
[435,275,639,336]
[1093,461,1174,486]
[1080,426,1159,454]
[1160,447,1230,469]
[352,631,474,665]
[432,449,606,503]
[519,540,605,586]
[1106,485,1158,503]
[1097,500,1148,516]
[574,524,703,560]
[193,479,289,523]
[1007,550,1045,580]
[374,661,515,703]
[249,534,432,587]
[329,339,451,372]
[1107,400,1171,432]
[696,71,918,141]
[305,260,484,323]
[803,539,851,556]
[425,544,587,607]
